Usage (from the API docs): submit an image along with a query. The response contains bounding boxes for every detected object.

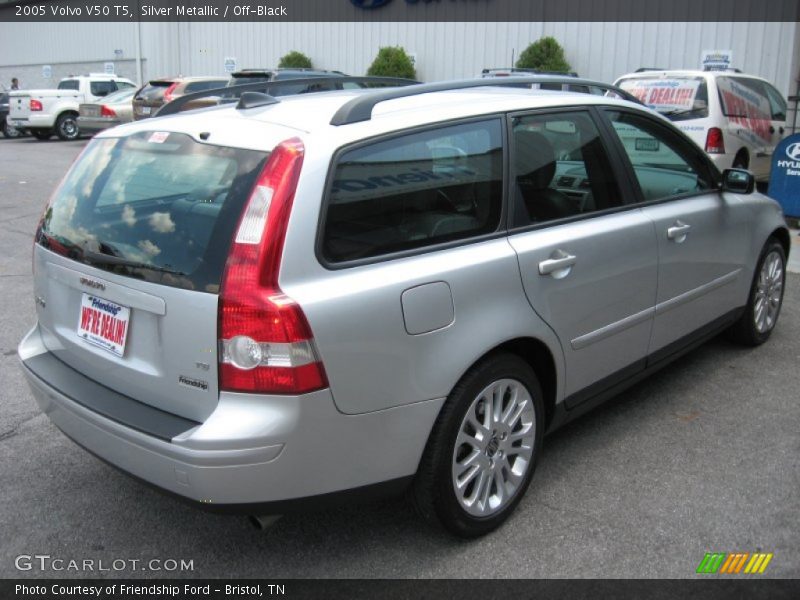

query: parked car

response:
[482,68,640,102]
[19,77,789,538]
[132,76,229,120]
[77,88,136,135]
[8,74,136,140]
[614,69,788,181]
[226,68,348,94]
[1,92,24,138]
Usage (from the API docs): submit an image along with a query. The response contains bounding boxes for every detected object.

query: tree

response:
[515,37,571,73]
[367,46,416,79]
[278,51,313,69]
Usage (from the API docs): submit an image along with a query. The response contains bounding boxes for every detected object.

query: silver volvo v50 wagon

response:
[19,78,789,537]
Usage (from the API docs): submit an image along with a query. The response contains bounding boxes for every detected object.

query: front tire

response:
[55,113,80,141]
[729,239,786,346]
[412,353,544,538]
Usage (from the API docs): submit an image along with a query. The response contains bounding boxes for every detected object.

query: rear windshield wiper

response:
[83,248,187,277]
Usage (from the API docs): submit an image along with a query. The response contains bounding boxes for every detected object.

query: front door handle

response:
[538,250,577,278]
[667,221,692,243]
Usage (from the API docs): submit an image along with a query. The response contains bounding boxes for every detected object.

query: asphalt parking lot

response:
[0,136,798,579]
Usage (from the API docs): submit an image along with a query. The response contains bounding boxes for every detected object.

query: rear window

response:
[134,82,173,101]
[617,76,709,121]
[37,132,266,292]
[90,81,116,97]
[58,80,80,91]
[322,119,504,264]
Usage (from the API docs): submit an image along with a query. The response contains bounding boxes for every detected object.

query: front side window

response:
[511,111,623,227]
[762,82,788,121]
[606,110,718,203]
[322,119,504,263]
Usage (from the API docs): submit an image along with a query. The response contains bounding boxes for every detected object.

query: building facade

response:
[1,20,798,118]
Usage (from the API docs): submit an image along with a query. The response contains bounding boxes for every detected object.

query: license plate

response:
[141,106,151,115]
[77,293,130,357]
[635,138,660,151]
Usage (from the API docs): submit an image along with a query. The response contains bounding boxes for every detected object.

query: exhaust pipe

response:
[248,514,282,532]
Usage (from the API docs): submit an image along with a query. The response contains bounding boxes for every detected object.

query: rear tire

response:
[2,121,22,138]
[728,239,786,346]
[55,113,80,141]
[30,128,52,140]
[411,353,544,538]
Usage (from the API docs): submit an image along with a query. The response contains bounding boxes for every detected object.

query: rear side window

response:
[617,76,709,121]
[322,119,504,263]
[90,81,117,97]
[37,132,266,292]
[58,79,80,91]
[185,80,226,93]
[716,77,774,141]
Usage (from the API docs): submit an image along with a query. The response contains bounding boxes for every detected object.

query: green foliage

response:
[515,37,572,73]
[278,51,313,69]
[366,46,416,80]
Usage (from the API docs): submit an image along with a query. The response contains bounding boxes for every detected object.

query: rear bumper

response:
[19,324,442,511]
[11,114,53,129]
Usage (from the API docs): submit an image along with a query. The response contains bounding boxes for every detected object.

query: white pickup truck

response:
[8,74,136,140]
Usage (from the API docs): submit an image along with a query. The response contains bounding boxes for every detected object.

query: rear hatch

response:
[34,130,268,421]
[132,81,174,119]
[8,92,31,123]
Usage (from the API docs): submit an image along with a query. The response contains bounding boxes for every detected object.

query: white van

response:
[614,70,788,181]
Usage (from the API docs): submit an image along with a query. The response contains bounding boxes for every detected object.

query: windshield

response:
[37,132,267,292]
[617,76,709,121]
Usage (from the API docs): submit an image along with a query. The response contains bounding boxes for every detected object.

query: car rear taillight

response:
[30,99,43,111]
[163,82,179,103]
[705,127,725,154]
[218,138,327,395]
[100,105,116,117]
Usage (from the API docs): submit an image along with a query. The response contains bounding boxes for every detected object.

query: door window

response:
[762,83,787,121]
[90,81,117,97]
[510,111,623,227]
[322,119,504,263]
[605,110,718,203]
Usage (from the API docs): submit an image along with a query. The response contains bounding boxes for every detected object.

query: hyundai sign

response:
[769,134,800,218]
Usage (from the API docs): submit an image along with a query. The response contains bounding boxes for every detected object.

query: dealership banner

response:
[4,579,800,599]
[3,0,800,22]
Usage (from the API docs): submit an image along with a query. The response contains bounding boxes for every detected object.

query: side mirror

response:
[721,168,755,194]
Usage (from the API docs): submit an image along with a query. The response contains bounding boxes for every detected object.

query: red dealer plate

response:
[77,293,131,357]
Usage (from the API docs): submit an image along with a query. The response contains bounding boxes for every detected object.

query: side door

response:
[507,108,659,407]
[601,108,751,360]
[290,117,555,415]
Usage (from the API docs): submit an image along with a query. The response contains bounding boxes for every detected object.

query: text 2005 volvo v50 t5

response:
[19,78,789,537]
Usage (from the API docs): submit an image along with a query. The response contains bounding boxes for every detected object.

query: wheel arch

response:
[770,227,791,260]
[451,337,559,431]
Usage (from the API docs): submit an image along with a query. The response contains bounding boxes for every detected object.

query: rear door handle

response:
[538,250,577,278]
[667,221,691,242]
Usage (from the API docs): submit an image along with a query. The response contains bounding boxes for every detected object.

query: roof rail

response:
[330,77,640,126]
[155,76,418,117]
[635,67,667,73]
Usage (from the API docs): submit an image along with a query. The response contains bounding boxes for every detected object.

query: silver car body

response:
[19,87,789,510]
